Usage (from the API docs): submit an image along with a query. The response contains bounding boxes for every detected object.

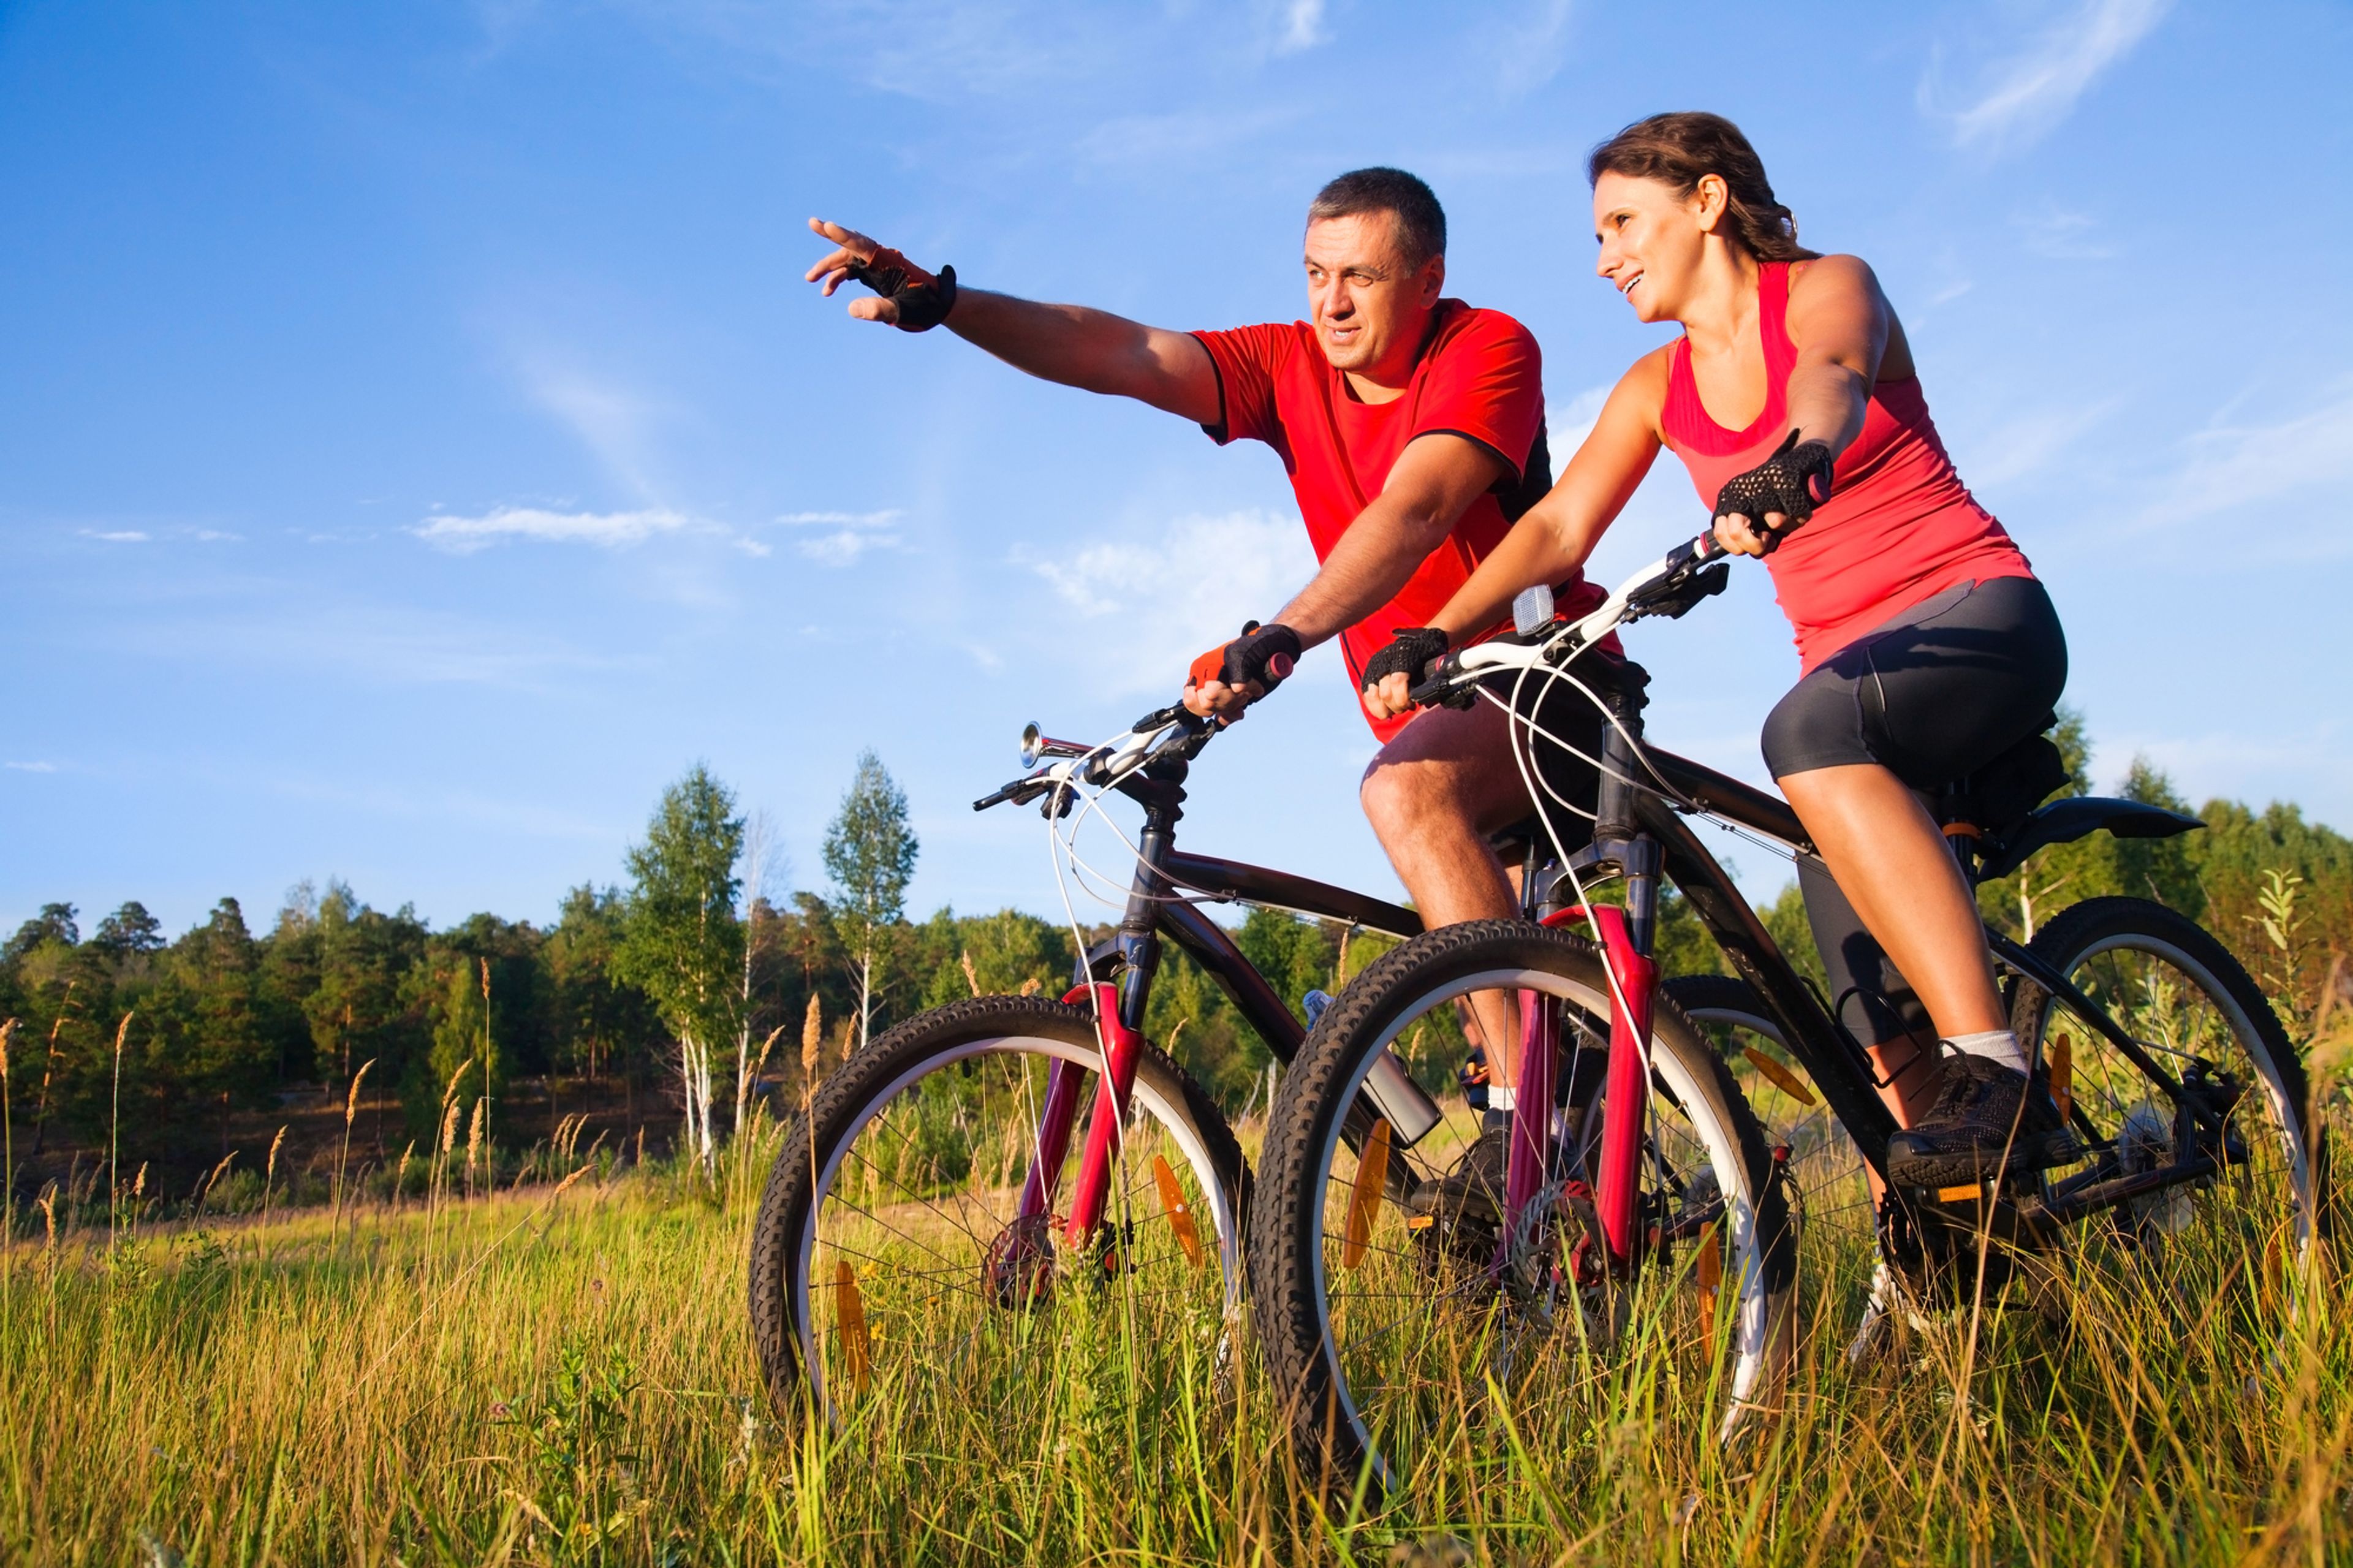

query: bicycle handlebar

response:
[972,703,1214,814]
[1404,526,1740,708]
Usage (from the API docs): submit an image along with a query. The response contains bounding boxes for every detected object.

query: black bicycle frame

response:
[1066,751,1441,1143]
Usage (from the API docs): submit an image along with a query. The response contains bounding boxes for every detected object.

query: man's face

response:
[1303,212,1442,377]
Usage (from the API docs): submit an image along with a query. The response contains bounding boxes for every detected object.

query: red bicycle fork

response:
[1503,905,1656,1272]
[1013,982,1145,1248]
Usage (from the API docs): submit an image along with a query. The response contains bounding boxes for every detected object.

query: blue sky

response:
[4,0,2349,940]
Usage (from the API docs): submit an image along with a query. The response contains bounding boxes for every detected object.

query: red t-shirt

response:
[1193,300,1597,743]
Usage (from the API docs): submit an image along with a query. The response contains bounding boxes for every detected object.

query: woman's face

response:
[1592,170,1717,324]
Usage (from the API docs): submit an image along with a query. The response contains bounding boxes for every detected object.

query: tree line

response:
[4,713,2347,1195]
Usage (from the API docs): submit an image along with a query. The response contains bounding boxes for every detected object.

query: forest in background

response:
[3,709,2348,1210]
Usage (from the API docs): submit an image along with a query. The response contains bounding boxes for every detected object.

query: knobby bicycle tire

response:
[748,993,1249,1422]
[1248,920,1798,1498]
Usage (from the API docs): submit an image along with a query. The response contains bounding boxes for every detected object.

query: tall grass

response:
[6,1089,2352,1567]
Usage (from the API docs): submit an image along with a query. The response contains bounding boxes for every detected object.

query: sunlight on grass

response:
[6,1094,2352,1566]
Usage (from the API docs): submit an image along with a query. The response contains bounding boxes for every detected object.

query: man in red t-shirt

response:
[804,169,1605,949]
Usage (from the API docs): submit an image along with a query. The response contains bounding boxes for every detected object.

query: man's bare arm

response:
[806,218,1219,425]
[1275,433,1507,645]
[1182,431,1506,721]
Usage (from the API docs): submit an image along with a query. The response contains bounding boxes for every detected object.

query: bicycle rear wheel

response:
[1249,921,1797,1500]
[748,994,1248,1426]
[2006,896,2318,1325]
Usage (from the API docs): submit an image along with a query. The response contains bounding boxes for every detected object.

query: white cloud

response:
[4,761,57,773]
[786,509,904,566]
[1273,0,1328,55]
[1927,0,2169,153]
[2014,202,2116,262]
[82,529,150,543]
[1490,0,1575,97]
[1961,397,2122,487]
[1017,509,1318,697]
[2137,384,2353,531]
[1549,384,1611,456]
[414,507,693,553]
[526,367,664,498]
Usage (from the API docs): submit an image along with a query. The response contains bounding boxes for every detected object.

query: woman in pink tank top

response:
[1361,113,2070,1195]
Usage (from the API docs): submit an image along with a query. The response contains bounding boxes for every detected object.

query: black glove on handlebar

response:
[1188,620,1302,699]
[1360,627,1449,693]
[844,246,959,333]
[1712,429,1834,553]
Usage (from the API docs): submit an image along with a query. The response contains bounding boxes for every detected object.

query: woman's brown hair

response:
[1587,112,1819,262]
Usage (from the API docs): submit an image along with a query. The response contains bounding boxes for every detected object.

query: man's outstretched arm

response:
[806,218,1219,426]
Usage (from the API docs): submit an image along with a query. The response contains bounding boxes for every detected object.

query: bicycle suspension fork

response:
[1015,773,1183,1249]
[1507,699,1660,1270]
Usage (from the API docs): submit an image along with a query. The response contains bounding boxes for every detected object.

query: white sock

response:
[1488,1085,1516,1113]
[1946,1029,2028,1075]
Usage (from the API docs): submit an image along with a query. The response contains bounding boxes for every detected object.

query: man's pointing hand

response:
[805,218,958,331]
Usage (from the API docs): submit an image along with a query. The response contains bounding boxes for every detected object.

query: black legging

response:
[1759,576,2067,1048]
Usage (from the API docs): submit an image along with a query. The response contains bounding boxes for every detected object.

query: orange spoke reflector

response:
[1342,1118,1392,1271]
[1406,1214,1435,1230]
[1153,1154,1205,1270]
[1741,1047,1816,1107]
[1696,1219,1721,1339]
[835,1260,870,1396]
[1936,1183,1981,1205]
[2049,1034,2074,1123]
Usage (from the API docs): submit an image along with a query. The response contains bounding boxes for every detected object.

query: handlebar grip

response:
[1265,651,1296,683]
[972,783,1021,811]
[1404,652,1462,710]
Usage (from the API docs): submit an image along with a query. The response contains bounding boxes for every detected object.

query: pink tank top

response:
[1659,261,2034,674]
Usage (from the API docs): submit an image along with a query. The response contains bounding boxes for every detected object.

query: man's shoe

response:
[1886,1050,2072,1189]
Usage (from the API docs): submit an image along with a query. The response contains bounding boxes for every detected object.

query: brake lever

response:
[1405,651,1471,710]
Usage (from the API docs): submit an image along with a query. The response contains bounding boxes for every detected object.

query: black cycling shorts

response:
[1759,575,2067,787]
[1489,652,1649,860]
[1759,575,2068,1048]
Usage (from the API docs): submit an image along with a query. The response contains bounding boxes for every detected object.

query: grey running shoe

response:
[1886,1050,2071,1188]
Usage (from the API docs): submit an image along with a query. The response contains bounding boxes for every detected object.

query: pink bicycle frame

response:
[1501,904,1657,1270]
[1011,982,1145,1246]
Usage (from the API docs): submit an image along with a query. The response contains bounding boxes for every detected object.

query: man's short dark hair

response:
[1306,167,1446,268]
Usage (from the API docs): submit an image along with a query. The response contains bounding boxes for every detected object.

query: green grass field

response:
[7,1096,2352,1568]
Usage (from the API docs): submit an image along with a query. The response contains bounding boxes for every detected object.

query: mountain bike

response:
[1248,534,2319,1497]
[746,706,1452,1423]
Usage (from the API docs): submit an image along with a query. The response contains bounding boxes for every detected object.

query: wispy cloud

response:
[786,509,905,566]
[1018,509,1318,697]
[1490,0,1575,97]
[523,365,665,498]
[1272,0,1328,55]
[414,506,693,553]
[81,529,150,543]
[4,760,58,773]
[1963,397,2123,487]
[2014,202,2116,261]
[2137,384,2353,532]
[1925,0,2169,153]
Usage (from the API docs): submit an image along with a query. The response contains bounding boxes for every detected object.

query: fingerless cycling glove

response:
[1359,627,1449,693]
[1712,429,1834,553]
[845,248,959,333]
[1188,621,1301,696]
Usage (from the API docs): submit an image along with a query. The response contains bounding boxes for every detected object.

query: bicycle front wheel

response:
[1249,921,1797,1499]
[748,994,1248,1427]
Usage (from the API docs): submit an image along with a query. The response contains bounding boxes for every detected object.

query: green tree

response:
[545,884,659,1088]
[616,765,745,1171]
[822,751,919,1055]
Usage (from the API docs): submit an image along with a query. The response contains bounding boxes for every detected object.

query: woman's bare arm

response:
[1780,254,1890,458]
[1362,351,1670,719]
